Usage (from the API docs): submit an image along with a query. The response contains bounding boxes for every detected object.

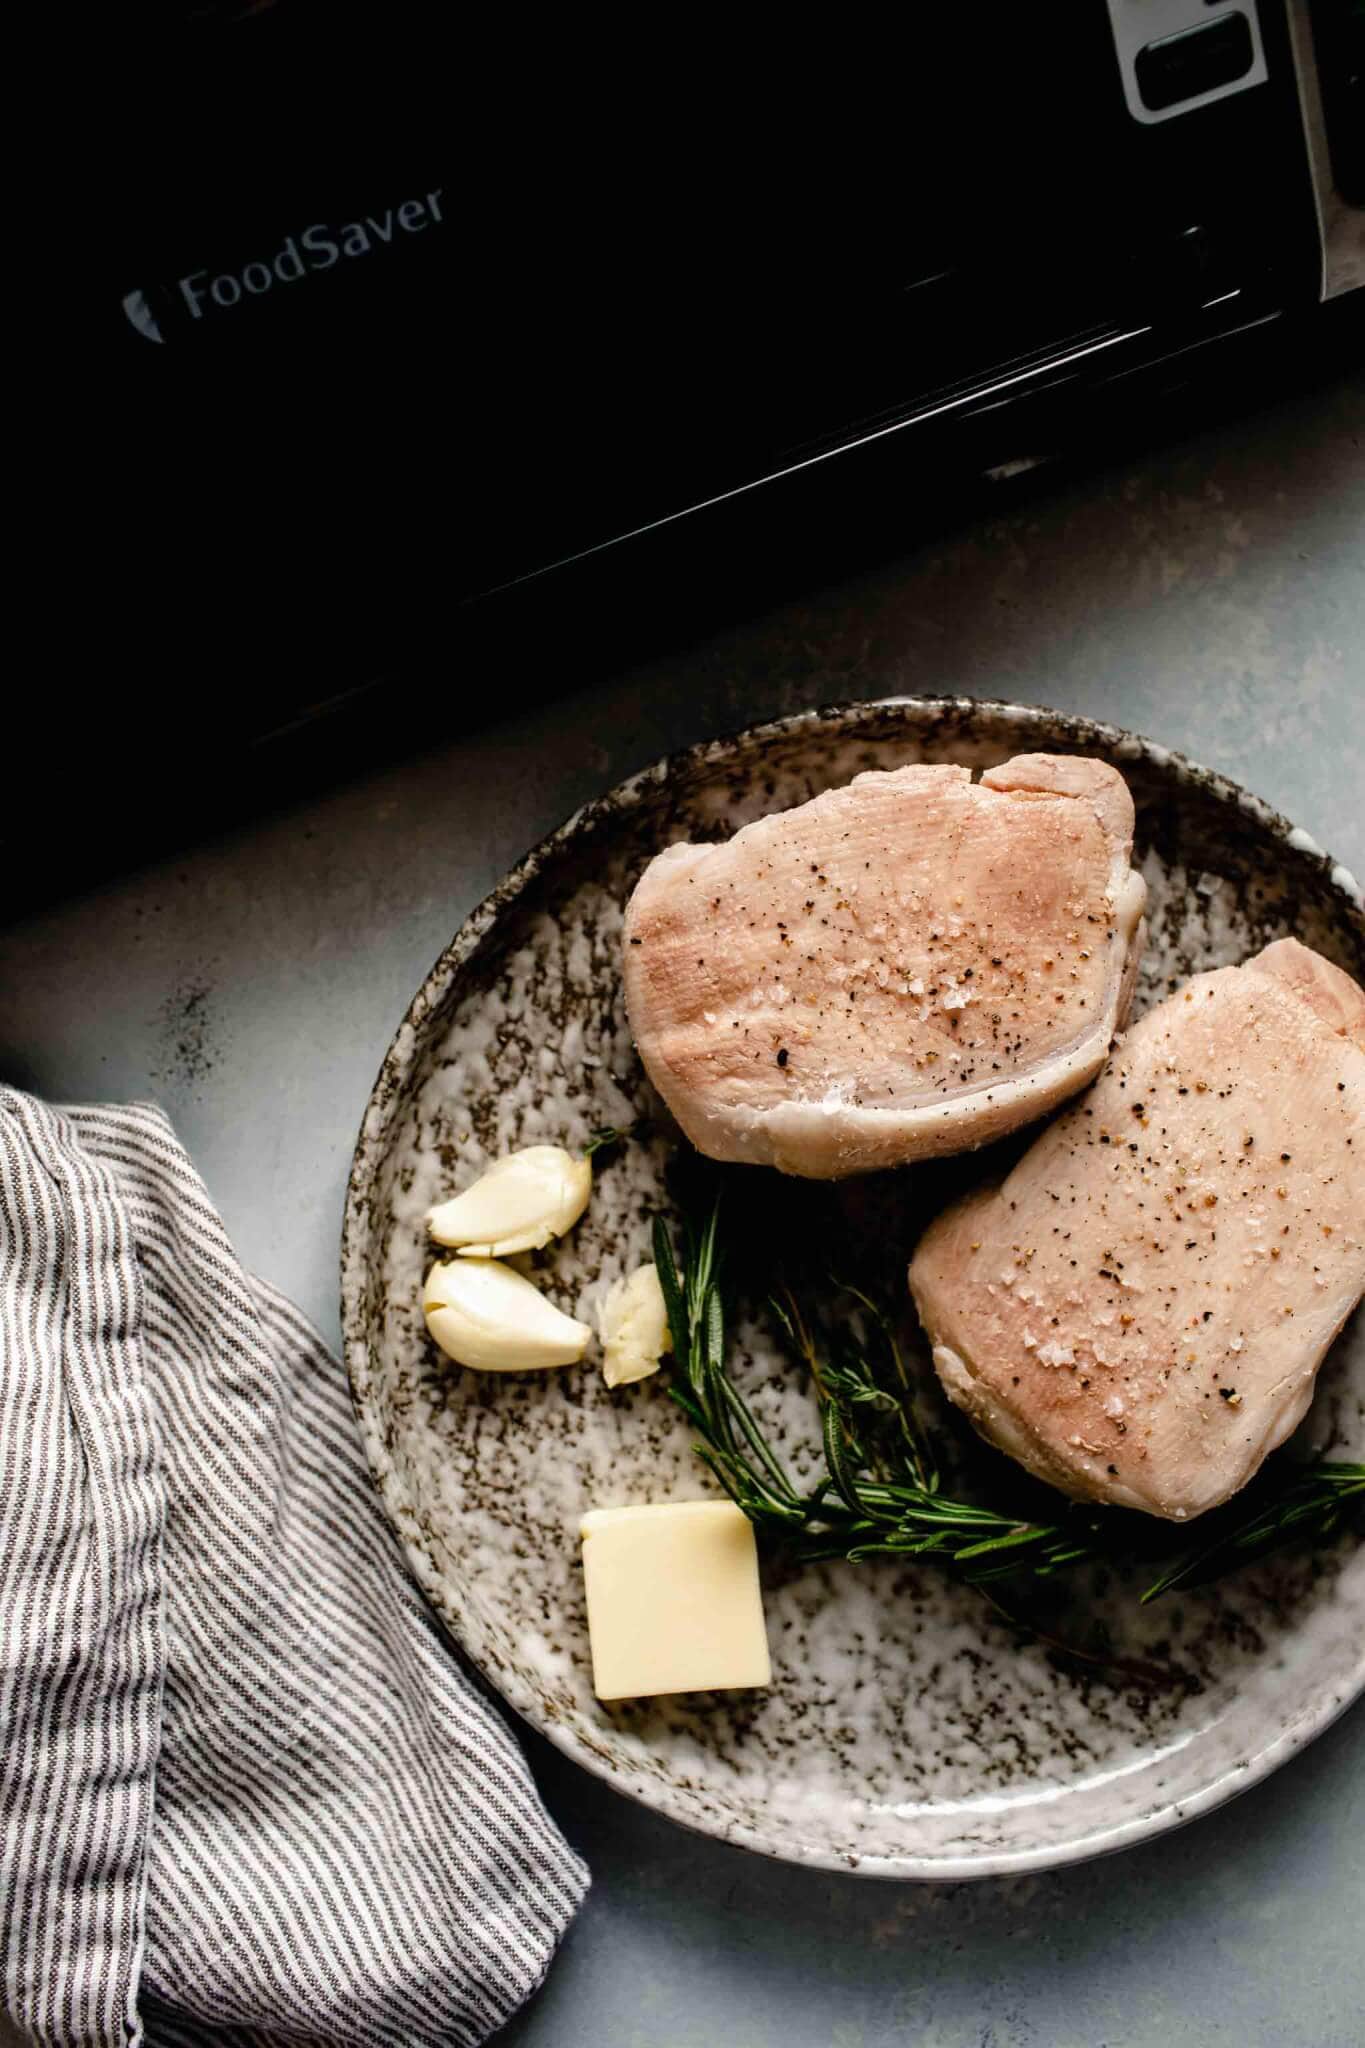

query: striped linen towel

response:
[0,1090,588,2048]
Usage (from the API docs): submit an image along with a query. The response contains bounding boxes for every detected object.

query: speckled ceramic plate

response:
[341,699,1365,1877]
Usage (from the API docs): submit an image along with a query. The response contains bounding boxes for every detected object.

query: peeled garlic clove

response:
[599,1263,672,1388]
[427,1146,592,1257]
[423,1257,592,1372]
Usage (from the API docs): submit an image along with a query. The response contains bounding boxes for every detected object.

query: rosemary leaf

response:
[583,1124,634,1159]
[651,1215,689,1362]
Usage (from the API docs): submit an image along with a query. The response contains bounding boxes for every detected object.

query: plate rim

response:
[340,693,1365,1879]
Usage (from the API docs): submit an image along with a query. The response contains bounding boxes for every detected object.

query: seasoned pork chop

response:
[909,939,1365,1520]
[623,755,1146,1177]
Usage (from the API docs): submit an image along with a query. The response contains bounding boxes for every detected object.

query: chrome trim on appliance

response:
[478,326,1154,598]
[1286,0,1365,299]
[1105,1,1267,127]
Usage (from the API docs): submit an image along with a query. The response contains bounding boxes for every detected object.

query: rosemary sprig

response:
[654,1201,1363,1604]
[654,1207,1107,1583]
[1141,1462,1365,1601]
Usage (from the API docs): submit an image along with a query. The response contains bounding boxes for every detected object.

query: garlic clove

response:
[423,1257,592,1372]
[427,1145,593,1256]
[599,1262,672,1388]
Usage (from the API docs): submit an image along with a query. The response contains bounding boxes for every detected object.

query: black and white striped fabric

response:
[0,1090,588,2048]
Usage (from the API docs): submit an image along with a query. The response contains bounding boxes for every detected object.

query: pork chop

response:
[623,754,1147,1177]
[908,938,1365,1520]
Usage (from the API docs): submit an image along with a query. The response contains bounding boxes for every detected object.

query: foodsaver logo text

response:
[177,188,445,318]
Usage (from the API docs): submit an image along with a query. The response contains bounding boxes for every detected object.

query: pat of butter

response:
[579,1500,771,1701]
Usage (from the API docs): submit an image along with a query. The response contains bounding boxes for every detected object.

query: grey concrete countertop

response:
[4,370,1363,2048]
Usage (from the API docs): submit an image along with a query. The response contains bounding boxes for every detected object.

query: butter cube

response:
[579,1500,772,1700]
